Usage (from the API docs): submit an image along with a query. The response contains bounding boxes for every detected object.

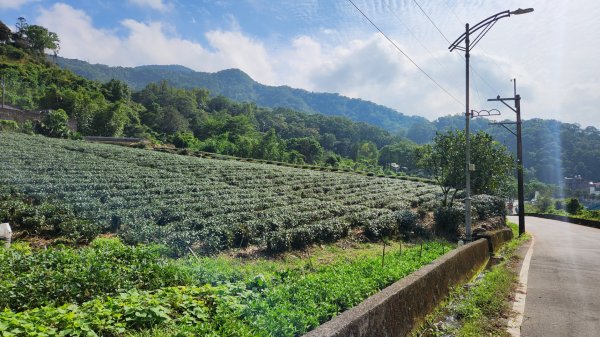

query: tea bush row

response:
[0,133,440,253]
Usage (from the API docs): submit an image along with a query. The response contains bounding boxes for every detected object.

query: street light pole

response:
[449,8,533,241]
[516,92,525,235]
[464,23,472,241]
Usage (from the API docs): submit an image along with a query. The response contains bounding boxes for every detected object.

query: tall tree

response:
[23,24,60,56]
[418,130,515,206]
[0,20,11,44]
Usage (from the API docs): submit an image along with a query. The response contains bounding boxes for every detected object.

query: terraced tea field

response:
[0,133,439,253]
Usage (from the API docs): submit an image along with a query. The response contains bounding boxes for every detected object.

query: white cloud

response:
[0,0,36,10]
[36,3,276,84]
[128,0,171,12]
[37,4,121,62]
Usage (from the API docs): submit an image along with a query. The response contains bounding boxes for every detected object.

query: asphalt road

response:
[508,216,600,337]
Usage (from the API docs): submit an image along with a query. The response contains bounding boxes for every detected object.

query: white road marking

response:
[507,235,535,337]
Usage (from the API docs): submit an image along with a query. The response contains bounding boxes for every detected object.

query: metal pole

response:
[516,93,525,235]
[1,76,5,109]
[465,23,472,241]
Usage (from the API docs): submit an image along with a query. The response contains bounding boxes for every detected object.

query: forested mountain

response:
[53,57,428,134]
[433,115,600,184]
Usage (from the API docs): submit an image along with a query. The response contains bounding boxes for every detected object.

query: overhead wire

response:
[346,0,463,107]
[384,2,448,72]
[412,0,451,45]
[412,0,501,110]
[412,0,492,109]
[443,0,513,88]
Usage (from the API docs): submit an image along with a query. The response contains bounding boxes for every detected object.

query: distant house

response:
[590,182,600,196]
[0,105,77,131]
[564,175,589,192]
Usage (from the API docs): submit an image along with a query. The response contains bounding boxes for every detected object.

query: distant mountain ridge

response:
[53,57,428,134]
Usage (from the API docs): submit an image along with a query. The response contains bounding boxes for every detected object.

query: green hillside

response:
[53,57,429,134]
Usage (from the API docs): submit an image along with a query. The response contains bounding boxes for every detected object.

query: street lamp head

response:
[511,8,534,15]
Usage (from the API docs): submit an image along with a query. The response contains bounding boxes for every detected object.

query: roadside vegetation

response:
[526,196,600,222]
[0,236,452,336]
[414,222,531,337]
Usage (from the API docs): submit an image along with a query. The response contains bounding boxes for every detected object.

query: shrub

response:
[554,199,564,210]
[471,194,506,220]
[536,195,553,213]
[0,238,192,311]
[395,209,418,234]
[434,206,463,235]
[0,119,19,132]
[565,198,583,215]
[364,213,396,239]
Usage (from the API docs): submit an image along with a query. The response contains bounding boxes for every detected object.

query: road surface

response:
[508,216,600,337]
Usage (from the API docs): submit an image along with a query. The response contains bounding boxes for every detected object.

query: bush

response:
[434,206,463,235]
[364,213,396,239]
[0,238,192,311]
[565,198,583,215]
[536,195,553,213]
[554,199,564,210]
[0,119,19,132]
[395,209,418,234]
[471,194,506,220]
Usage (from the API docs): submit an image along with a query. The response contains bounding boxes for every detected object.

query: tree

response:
[287,137,324,164]
[101,79,131,102]
[254,129,285,161]
[356,141,379,168]
[418,130,514,207]
[378,140,418,171]
[406,121,436,144]
[565,198,583,215]
[37,109,71,138]
[22,24,60,56]
[0,20,11,44]
[90,101,131,136]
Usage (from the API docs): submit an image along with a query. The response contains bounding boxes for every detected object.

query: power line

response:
[347,0,463,107]
[412,0,451,44]
[413,0,503,98]
[412,0,496,104]
[445,0,464,26]
[384,2,449,72]
[444,0,513,85]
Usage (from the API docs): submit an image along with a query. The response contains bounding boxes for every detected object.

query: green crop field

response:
[0,132,452,336]
[0,132,439,254]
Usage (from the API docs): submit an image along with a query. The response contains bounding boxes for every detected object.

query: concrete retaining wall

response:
[304,228,515,337]
[474,228,514,254]
[304,239,489,337]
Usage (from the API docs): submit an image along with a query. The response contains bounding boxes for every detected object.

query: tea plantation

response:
[0,132,458,336]
[0,132,439,254]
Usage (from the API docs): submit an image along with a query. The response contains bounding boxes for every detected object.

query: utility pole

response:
[1,76,5,109]
[464,23,472,241]
[488,79,525,236]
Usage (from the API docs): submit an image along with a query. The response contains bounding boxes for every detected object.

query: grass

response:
[1,238,454,337]
[414,221,531,337]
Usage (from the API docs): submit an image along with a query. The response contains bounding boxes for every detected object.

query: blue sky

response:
[2,0,600,128]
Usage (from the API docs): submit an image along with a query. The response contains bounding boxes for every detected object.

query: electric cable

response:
[347,0,463,107]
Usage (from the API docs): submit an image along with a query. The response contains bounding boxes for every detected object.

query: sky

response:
[1,0,599,128]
